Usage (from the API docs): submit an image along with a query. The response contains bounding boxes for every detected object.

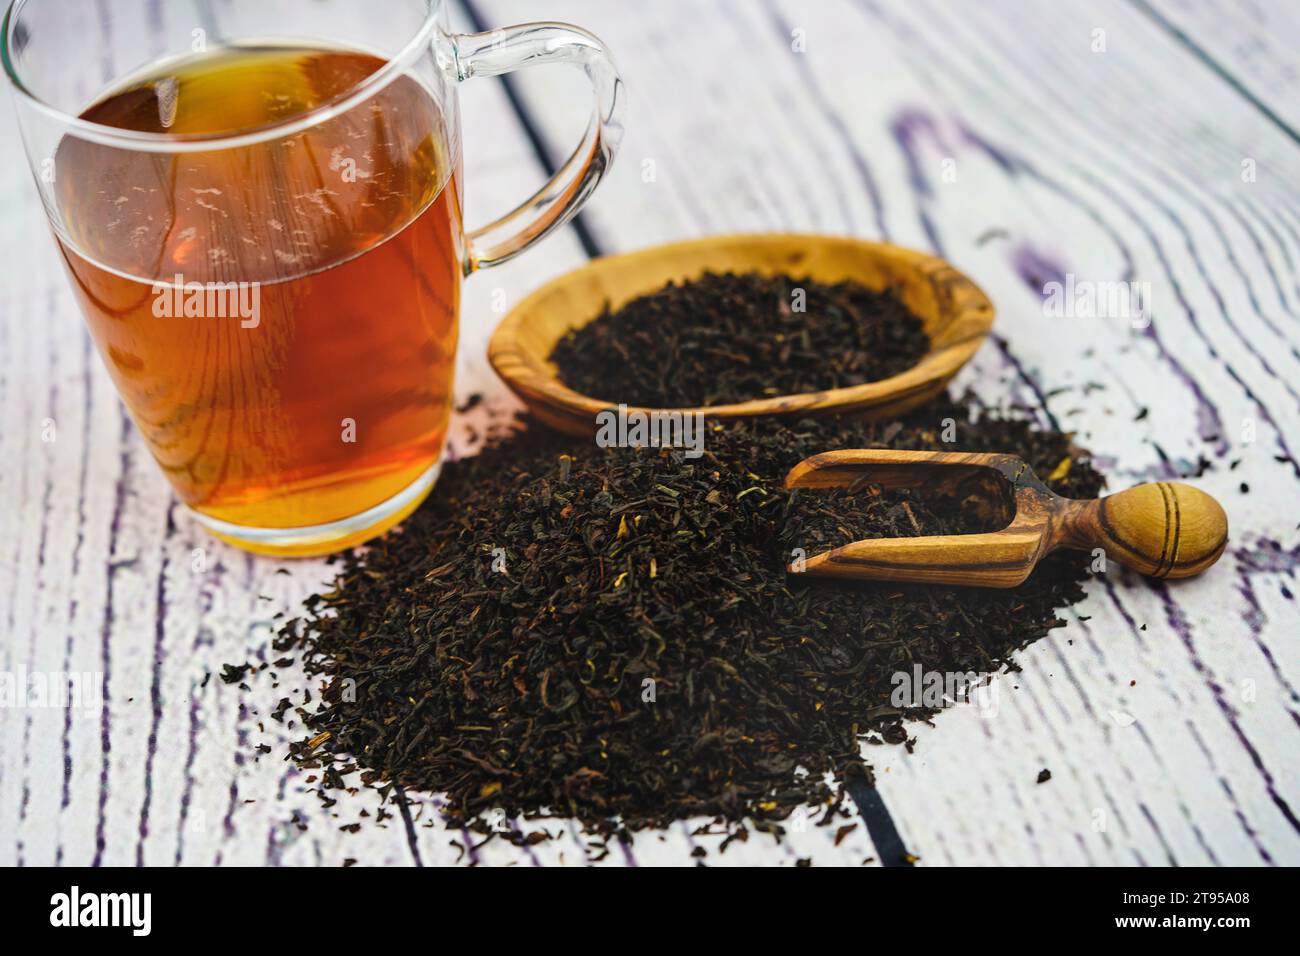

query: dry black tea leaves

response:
[273,396,1102,838]
[549,271,930,407]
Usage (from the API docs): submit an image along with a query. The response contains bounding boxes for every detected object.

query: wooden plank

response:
[1141,0,1300,139]
[0,0,595,869]
[2,0,1296,868]
[464,0,1300,866]
[843,0,1298,861]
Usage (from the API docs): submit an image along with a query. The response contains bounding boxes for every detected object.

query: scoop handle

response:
[1055,482,1228,579]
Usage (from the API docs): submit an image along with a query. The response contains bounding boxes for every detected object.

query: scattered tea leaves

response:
[273,395,1101,839]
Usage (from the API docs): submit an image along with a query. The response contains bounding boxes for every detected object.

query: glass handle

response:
[449,23,625,272]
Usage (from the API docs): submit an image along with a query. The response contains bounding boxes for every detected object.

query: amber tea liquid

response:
[53,45,463,553]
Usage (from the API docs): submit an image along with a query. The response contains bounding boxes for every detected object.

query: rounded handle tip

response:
[1097,482,1228,579]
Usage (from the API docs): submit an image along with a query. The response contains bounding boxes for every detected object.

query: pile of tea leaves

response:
[274,395,1102,838]
[549,271,930,406]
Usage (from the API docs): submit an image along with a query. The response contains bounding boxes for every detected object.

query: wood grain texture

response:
[488,232,994,434]
[421,0,1300,866]
[1,0,1297,867]
[785,449,1229,586]
[1141,0,1300,137]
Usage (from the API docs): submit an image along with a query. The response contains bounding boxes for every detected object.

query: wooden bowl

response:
[487,234,994,436]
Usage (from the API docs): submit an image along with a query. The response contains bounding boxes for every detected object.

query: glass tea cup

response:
[2,0,623,556]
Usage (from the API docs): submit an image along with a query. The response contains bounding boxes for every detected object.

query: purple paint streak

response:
[92,407,134,867]
[135,503,175,866]
[1152,582,1300,840]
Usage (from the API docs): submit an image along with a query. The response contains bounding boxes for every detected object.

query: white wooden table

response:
[2,0,1297,867]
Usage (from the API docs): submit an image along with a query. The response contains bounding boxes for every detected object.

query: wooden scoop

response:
[784,450,1228,588]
